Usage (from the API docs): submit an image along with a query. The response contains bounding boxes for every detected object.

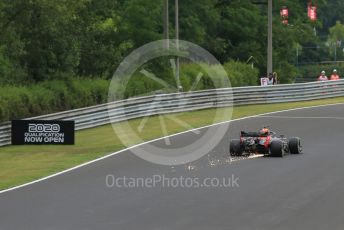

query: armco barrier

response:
[1,80,344,146]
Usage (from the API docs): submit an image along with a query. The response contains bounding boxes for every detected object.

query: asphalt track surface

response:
[1,104,344,230]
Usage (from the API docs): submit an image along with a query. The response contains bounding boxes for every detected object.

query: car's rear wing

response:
[241,131,268,137]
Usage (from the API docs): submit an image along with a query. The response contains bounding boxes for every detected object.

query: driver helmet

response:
[259,127,269,135]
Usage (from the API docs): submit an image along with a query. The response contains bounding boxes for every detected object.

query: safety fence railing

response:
[1,79,344,146]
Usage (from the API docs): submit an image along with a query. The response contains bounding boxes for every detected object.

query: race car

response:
[229,127,302,157]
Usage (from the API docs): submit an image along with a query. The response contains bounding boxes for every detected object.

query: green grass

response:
[1,97,344,190]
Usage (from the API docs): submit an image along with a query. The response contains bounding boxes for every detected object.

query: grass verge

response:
[1,97,344,190]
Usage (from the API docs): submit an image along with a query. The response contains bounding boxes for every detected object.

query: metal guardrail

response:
[1,79,344,146]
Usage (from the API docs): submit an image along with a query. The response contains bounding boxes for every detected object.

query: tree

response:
[77,0,133,78]
[318,0,344,35]
[119,0,164,47]
[327,21,344,60]
[0,0,88,82]
[328,21,344,43]
[213,0,266,65]
[0,0,339,85]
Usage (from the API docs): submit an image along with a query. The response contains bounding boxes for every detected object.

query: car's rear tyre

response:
[230,139,243,156]
[289,137,302,154]
[270,140,283,157]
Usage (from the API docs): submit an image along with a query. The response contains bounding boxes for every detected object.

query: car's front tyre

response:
[288,137,302,154]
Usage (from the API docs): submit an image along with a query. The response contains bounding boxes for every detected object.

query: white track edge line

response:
[1,102,343,194]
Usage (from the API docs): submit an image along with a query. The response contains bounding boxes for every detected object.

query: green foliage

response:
[299,63,344,81]
[328,21,344,42]
[123,72,163,98]
[0,0,339,85]
[180,63,204,91]
[214,0,266,64]
[223,61,259,87]
[115,60,258,100]
[0,0,88,82]
[274,61,298,84]
[0,78,109,122]
[182,61,258,90]
[119,0,163,47]
[180,63,226,91]
[318,0,344,34]
[77,0,133,78]
[326,21,344,60]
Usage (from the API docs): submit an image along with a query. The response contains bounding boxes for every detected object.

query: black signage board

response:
[11,120,75,145]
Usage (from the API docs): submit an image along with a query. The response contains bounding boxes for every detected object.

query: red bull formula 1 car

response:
[229,127,302,157]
